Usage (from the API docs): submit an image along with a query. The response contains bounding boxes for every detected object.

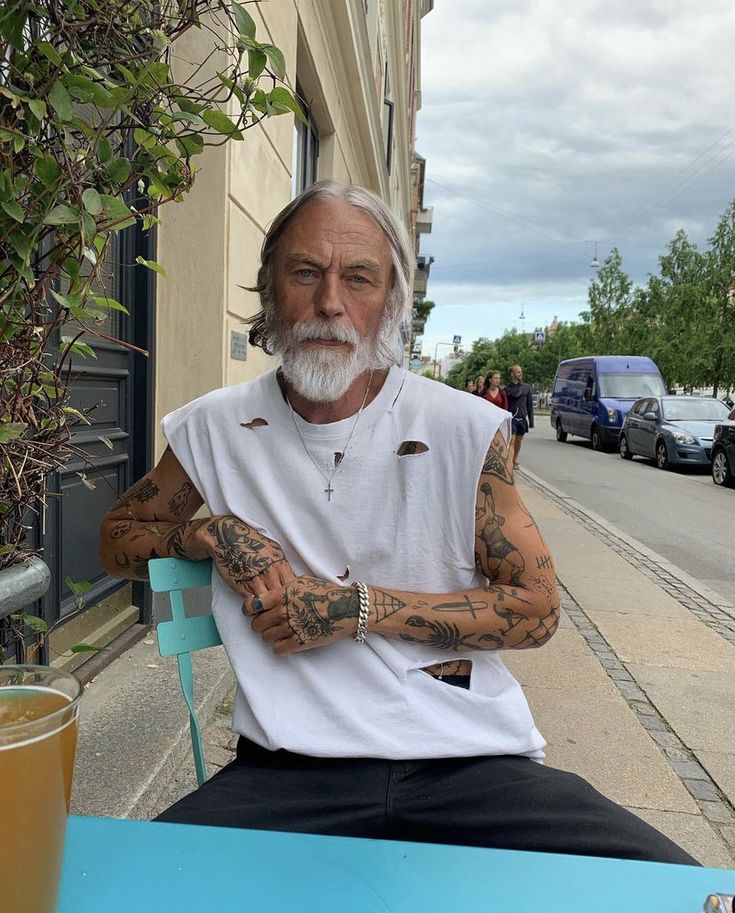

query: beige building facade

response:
[155,0,434,456]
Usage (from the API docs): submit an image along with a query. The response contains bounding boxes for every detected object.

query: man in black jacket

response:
[504,364,534,468]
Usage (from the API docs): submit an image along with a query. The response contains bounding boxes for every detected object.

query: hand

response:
[202,515,295,601]
[244,576,360,656]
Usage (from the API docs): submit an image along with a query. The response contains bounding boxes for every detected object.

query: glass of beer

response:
[0,665,82,913]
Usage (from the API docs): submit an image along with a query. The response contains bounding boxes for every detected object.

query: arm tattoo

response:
[110,520,133,540]
[114,477,160,508]
[207,516,285,585]
[284,580,359,645]
[371,588,407,623]
[168,481,193,516]
[399,616,486,652]
[433,596,490,618]
[476,486,526,586]
[481,434,514,485]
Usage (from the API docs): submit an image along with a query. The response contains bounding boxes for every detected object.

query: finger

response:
[242,587,277,617]
[258,621,293,645]
[250,605,283,632]
[277,561,297,587]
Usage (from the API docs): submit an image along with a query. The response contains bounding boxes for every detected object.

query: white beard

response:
[276,319,375,403]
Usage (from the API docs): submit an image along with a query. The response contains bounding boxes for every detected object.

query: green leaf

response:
[81,211,97,242]
[63,405,92,423]
[202,108,243,139]
[92,295,130,315]
[263,45,286,81]
[1,200,24,223]
[176,97,205,115]
[43,204,79,225]
[82,188,103,215]
[96,135,113,163]
[61,337,97,359]
[65,577,92,596]
[248,49,267,79]
[29,99,47,121]
[106,157,131,184]
[135,256,167,278]
[48,82,73,122]
[133,128,158,150]
[10,613,48,633]
[267,88,307,125]
[0,422,27,444]
[1,7,27,50]
[175,134,204,156]
[99,194,135,227]
[34,154,61,185]
[70,643,107,654]
[140,61,170,88]
[36,41,62,66]
[232,4,257,38]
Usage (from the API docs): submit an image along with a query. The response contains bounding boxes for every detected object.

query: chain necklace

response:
[286,370,373,501]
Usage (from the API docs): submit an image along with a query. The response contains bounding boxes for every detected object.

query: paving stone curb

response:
[519,467,735,646]
[558,579,735,861]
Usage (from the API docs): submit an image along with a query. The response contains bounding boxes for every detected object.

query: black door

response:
[34,220,155,661]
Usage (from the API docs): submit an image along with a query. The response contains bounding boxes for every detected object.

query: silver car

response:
[619,396,731,470]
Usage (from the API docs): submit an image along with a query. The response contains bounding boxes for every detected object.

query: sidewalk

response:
[71,475,735,867]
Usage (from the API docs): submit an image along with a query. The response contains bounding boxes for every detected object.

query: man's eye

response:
[296,268,317,278]
[350,275,368,284]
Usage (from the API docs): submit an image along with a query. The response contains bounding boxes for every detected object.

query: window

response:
[382,62,394,173]
[291,85,319,198]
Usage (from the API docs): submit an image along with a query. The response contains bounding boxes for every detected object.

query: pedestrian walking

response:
[482,370,508,411]
[504,364,534,468]
[471,374,485,395]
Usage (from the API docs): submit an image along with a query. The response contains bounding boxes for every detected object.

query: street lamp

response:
[590,241,600,269]
[433,341,456,378]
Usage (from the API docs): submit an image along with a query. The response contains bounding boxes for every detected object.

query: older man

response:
[99,181,694,864]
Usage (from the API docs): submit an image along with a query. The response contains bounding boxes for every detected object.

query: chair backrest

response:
[148,557,220,786]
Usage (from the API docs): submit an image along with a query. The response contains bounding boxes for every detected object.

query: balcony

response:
[416,206,433,235]
[414,254,433,298]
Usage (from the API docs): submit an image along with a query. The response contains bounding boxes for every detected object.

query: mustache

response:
[290,320,360,346]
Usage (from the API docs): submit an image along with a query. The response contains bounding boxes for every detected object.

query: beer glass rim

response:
[0,664,82,737]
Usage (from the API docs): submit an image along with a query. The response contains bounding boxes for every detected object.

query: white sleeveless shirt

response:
[161,367,545,760]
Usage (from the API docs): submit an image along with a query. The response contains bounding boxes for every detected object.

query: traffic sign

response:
[452,335,462,345]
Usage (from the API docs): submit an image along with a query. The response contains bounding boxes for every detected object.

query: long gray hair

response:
[246,181,414,367]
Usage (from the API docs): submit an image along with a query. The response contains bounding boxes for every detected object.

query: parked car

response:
[711,407,735,487]
[619,396,731,469]
[550,356,666,451]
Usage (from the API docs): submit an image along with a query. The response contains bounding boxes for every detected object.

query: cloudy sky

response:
[415,0,735,358]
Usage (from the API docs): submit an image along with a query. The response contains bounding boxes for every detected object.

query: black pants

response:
[156,737,697,865]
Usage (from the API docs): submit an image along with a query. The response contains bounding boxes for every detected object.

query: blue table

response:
[60,815,733,912]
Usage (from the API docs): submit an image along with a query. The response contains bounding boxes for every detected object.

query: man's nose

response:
[314,273,345,318]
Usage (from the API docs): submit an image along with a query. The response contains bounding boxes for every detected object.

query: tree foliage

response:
[445,199,735,396]
[0,1,302,568]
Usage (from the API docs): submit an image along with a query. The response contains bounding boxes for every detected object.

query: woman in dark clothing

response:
[482,370,508,411]
[471,375,485,395]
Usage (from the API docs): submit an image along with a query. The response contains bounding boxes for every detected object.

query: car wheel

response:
[556,420,567,442]
[712,449,734,487]
[591,425,603,451]
[619,434,633,460]
[656,439,669,470]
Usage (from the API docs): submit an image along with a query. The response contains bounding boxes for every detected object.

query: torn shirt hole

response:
[240,418,269,429]
[334,452,343,467]
[397,440,430,456]
[337,567,350,582]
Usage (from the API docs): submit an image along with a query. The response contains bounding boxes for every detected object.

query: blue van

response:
[550,356,666,451]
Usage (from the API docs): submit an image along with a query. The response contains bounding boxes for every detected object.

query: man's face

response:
[272,199,394,401]
[511,365,523,382]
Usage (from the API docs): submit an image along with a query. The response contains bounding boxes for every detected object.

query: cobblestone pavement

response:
[557,582,735,860]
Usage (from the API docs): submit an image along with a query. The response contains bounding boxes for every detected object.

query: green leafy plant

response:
[1,1,304,573]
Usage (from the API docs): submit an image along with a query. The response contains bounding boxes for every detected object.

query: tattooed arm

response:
[247,430,560,656]
[98,447,294,597]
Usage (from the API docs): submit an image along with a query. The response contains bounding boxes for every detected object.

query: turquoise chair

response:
[148,557,221,786]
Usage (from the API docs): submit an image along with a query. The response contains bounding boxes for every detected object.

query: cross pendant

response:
[324,481,334,501]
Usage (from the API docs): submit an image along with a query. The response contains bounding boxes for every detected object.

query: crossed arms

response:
[98,432,559,656]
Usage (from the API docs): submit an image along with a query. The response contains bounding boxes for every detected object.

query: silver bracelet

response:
[352,581,370,644]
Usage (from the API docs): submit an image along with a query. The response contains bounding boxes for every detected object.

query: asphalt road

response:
[519,418,735,604]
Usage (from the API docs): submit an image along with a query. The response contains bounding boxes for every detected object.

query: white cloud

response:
[416,0,735,354]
